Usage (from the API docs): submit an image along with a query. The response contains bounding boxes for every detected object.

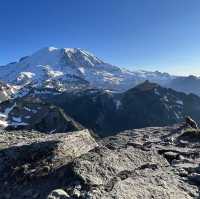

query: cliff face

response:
[0,125,200,199]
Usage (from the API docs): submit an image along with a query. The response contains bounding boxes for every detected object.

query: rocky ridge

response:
[0,96,83,133]
[31,81,200,136]
[0,125,200,198]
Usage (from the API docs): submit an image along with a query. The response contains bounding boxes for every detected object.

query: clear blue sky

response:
[1,0,200,75]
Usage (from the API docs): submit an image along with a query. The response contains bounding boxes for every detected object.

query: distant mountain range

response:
[1,80,200,136]
[167,75,200,96]
[1,47,200,136]
[38,80,200,136]
[0,46,198,94]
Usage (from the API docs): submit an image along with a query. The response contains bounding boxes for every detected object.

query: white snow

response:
[0,101,32,128]
[115,100,122,109]
[1,103,17,117]
[0,103,29,128]
[32,109,37,113]
[163,96,169,102]
[0,119,8,127]
[48,47,57,52]
[176,100,184,105]
[79,67,85,74]
[12,116,22,123]
[18,72,35,79]
[154,88,160,96]
[24,107,32,112]
[49,129,56,134]
[174,111,180,119]
[53,92,60,95]
[0,113,7,118]
[47,69,64,78]
[24,107,37,113]
[10,122,28,127]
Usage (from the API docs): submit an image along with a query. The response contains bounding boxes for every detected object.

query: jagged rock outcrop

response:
[69,125,199,198]
[0,129,98,199]
[0,125,200,198]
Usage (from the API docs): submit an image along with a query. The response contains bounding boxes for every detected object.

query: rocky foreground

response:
[0,125,200,198]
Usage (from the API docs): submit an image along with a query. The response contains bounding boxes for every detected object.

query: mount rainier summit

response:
[0,47,175,92]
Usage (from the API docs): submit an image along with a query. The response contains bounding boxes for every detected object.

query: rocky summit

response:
[0,125,200,199]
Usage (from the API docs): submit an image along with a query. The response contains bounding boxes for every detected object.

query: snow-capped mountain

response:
[0,47,175,92]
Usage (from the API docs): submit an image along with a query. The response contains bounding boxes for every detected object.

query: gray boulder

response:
[0,129,98,199]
